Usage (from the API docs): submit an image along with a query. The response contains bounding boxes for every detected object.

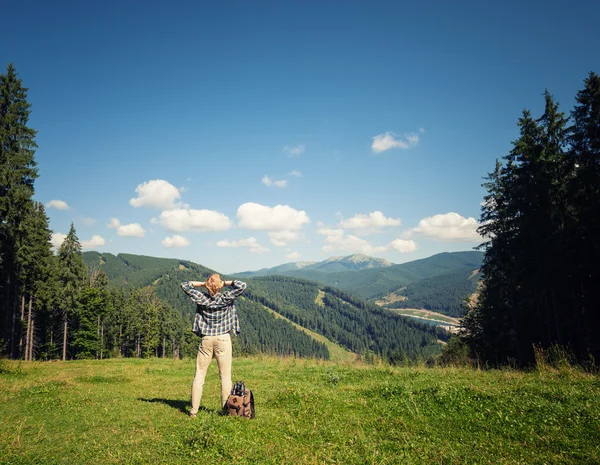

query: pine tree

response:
[568,72,600,361]
[0,63,38,357]
[55,223,86,360]
[16,202,54,360]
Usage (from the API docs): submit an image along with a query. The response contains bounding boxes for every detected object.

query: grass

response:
[388,308,461,325]
[1,357,599,464]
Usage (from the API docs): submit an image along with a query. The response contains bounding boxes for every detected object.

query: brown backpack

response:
[225,381,255,419]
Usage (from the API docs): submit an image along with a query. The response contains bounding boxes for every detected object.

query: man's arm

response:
[180,281,210,306]
[219,280,247,304]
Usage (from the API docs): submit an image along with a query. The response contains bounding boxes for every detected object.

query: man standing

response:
[180,274,247,417]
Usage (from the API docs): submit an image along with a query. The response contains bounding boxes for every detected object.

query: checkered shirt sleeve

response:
[180,280,247,336]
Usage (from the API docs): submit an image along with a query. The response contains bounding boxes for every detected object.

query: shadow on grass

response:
[138,398,219,415]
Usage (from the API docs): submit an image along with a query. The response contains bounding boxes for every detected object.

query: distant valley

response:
[237,251,484,318]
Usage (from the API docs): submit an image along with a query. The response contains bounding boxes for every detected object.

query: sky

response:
[2,0,599,273]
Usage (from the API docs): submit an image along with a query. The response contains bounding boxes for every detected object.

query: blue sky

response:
[2,1,599,273]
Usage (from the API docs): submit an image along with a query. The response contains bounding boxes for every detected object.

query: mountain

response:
[239,254,394,276]
[82,252,443,362]
[236,251,484,303]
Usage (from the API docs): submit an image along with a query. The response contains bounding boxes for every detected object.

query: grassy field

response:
[387,308,461,326]
[1,357,599,464]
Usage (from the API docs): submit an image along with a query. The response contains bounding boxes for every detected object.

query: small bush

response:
[439,336,472,367]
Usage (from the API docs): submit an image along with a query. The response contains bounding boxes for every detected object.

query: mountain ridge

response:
[239,253,395,276]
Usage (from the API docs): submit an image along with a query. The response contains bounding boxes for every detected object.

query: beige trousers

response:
[190,333,233,415]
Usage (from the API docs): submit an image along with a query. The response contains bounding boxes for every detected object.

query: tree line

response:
[461,72,600,367]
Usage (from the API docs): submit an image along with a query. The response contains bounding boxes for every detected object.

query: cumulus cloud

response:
[237,203,310,231]
[159,208,232,232]
[268,230,300,247]
[261,175,287,188]
[46,200,69,211]
[388,238,418,253]
[283,144,305,157]
[317,227,417,255]
[408,212,481,242]
[107,218,121,229]
[371,129,423,154]
[339,211,402,235]
[216,237,269,254]
[50,232,67,249]
[286,251,301,260]
[81,235,106,249]
[117,223,145,238]
[129,179,182,210]
[317,228,387,255]
[107,218,146,237]
[162,235,190,248]
[290,170,302,177]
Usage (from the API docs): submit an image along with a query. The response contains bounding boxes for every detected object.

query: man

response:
[180,274,247,417]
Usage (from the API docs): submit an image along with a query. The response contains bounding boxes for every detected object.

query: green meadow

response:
[1,357,599,465]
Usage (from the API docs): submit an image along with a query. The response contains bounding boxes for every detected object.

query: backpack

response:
[225,381,255,419]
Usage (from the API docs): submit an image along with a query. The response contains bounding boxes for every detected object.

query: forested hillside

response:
[383,269,480,317]
[237,251,484,301]
[83,252,443,363]
[245,276,443,361]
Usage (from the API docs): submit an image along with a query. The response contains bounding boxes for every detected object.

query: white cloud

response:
[129,179,182,210]
[284,144,305,157]
[80,217,96,226]
[290,170,302,177]
[237,202,310,231]
[268,230,300,247]
[388,239,418,253]
[46,200,69,211]
[408,212,481,242]
[317,228,387,255]
[339,211,402,235]
[117,223,146,238]
[286,251,301,260]
[50,232,67,249]
[317,228,418,255]
[216,237,269,254]
[81,235,106,249]
[159,208,232,232]
[371,130,422,154]
[162,235,190,248]
[107,218,146,237]
[261,175,287,188]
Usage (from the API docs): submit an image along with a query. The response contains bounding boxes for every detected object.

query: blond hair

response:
[205,273,224,297]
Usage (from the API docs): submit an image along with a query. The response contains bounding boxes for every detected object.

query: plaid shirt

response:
[180,280,247,336]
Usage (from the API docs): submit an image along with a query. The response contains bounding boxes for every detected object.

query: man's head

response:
[205,273,224,296]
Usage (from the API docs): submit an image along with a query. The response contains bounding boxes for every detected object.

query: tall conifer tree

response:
[55,223,86,360]
[0,63,38,357]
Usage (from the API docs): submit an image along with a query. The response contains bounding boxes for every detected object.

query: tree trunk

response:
[18,295,25,358]
[25,295,32,361]
[100,323,104,360]
[162,337,166,358]
[62,317,68,361]
[28,316,34,361]
[97,316,100,360]
[5,264,15,358]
